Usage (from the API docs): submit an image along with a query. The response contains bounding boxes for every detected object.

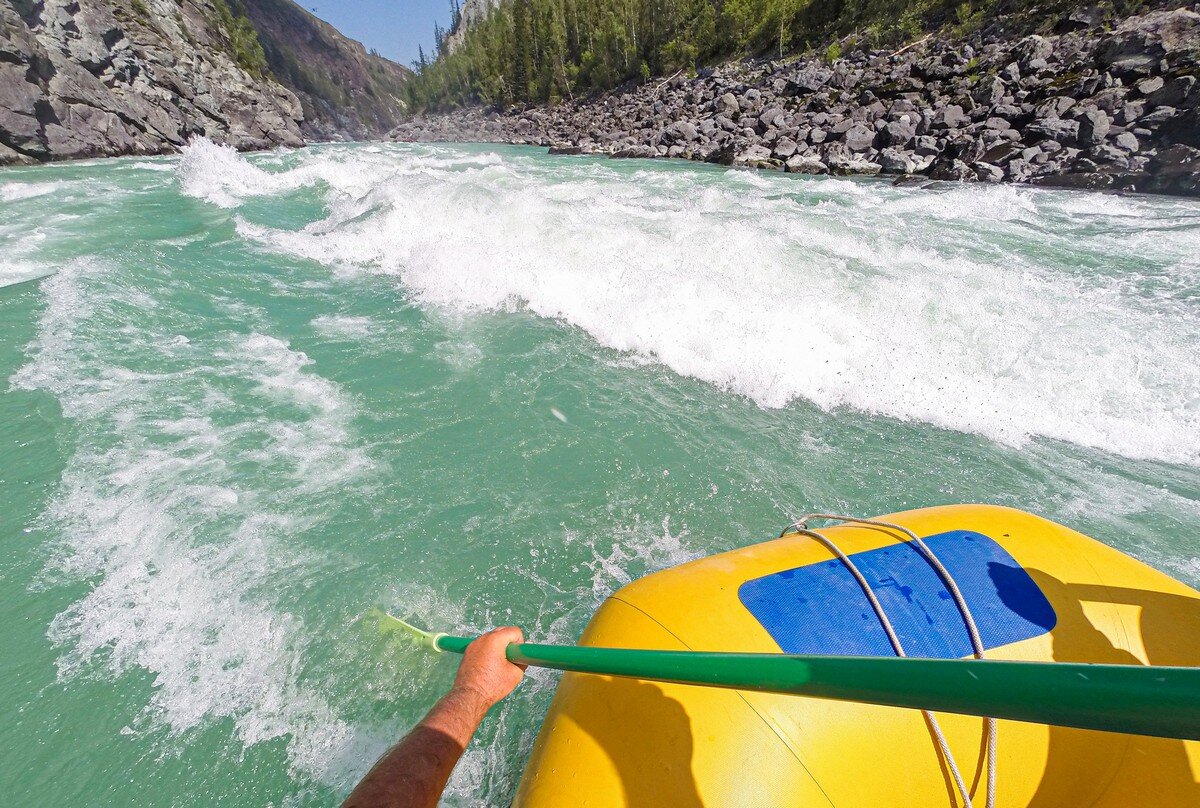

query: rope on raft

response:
[780,513,997,808]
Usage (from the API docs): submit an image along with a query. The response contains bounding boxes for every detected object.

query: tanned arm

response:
[343,626,527,808]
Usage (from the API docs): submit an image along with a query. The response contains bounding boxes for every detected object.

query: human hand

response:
[451,626,526,710]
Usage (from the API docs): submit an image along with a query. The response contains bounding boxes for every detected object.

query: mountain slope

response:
[241,0,411,140]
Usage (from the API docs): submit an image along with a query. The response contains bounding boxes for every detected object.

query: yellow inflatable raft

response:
[513,504,1200,807]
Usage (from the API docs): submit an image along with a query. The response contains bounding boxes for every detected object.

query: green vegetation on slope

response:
[212,0,269,75]
[404,0,1141,110]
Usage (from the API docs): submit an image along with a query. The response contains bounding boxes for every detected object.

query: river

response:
[1,141,1197,805]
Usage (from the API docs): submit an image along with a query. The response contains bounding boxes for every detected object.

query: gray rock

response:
[980,141,1024,164]
[734,143,774,166]
[1034,96,1077,120]
[929,158,976,181]
[881,116,917,148]
[1161,108,1200,148]
[786,67,834,95]
[1016,35,1054,65]
[1006,158,1037,182]
[1097,8,1200,77]
[975,162,1004,182]
[0,140,36,165]
[973,76,1007,105]
[879,147,918,174]
[773,137,799,159]
[716,93,739,115]
[1145,76,1197,110]
[913,135,941,156]
[844,123,876,151]
[1140,106,1177,126]
[1026,117,1080,145]
[785,153,828,174]
[932,104,968,129]
[829,154,882,175]
[758,107,786,131]
[1113,131,1140,153]
[663,120,699,144]
[611,144,658,159]
[1077,109,1111,146]
[1135,76,1165,96]
[0,0,308,162]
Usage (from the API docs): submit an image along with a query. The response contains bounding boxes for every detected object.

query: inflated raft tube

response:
[513,504,1200,808]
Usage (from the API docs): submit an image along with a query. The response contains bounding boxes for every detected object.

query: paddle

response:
[380,612,1200,741]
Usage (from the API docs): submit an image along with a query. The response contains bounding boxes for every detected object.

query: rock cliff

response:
[0,0,409,165]
[444,0,498,54]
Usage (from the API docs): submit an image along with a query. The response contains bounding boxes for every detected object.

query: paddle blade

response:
[370,609,447,652]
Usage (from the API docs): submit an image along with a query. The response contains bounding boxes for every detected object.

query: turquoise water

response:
[1,141,1198,805]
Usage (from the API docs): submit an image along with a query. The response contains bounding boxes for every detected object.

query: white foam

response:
[13,258,376,786]
[311,314,378,338]
[176,138,313,207]
[0,180,60,202]
[0,259,54,288]
[236,145,1200,467]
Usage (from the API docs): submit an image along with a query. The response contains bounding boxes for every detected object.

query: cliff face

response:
[241,0,411,141]
[0,0,410,165]
[443,0,498,54]
[0,0,304,164]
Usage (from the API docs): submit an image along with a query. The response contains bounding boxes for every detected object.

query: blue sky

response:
[305,1,452,69]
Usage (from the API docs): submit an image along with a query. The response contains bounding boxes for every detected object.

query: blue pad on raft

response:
[738,530,1056,658]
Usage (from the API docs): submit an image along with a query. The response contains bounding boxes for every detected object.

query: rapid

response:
[1,140,1197,805]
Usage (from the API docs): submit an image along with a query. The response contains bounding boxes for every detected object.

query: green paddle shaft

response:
[435,635,1200,741]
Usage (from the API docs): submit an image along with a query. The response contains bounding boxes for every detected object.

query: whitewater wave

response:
[12,257,377,786]
[177,137,505,209]
[216,143,1200,467]
[0,180,61,203]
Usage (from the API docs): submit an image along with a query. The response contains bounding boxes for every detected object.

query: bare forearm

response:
[342,688,492,808]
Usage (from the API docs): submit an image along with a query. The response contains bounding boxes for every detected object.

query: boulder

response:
[929,158,976,181]
[773,137,799,159]
[610,144,657,159]
[734,143,775,167]
[879,147,918,174]
[1145,76,1197,110]
[758,107,786,131]
[974,162,1004,182]
[1113,131,1140,153]
[785,153,828,174]
[1015,35,1054,66]
[972,76,1007,106]
[881,116,917,148]
[1097,8,1200,77]
[662,120,699,144]
[932,104,968,129]
[1034,96,1078,120]
[1026,117,1080,145]
[1160,108,1200,148]
[844,123,877,151]
[1140,106,1177,126]
[1077,109,1110,147]
[980,141,1024,164]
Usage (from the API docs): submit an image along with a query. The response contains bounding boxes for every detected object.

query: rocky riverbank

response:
[392,5,1200,197]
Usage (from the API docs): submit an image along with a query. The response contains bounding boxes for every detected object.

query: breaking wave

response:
[202,141,1200,467]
